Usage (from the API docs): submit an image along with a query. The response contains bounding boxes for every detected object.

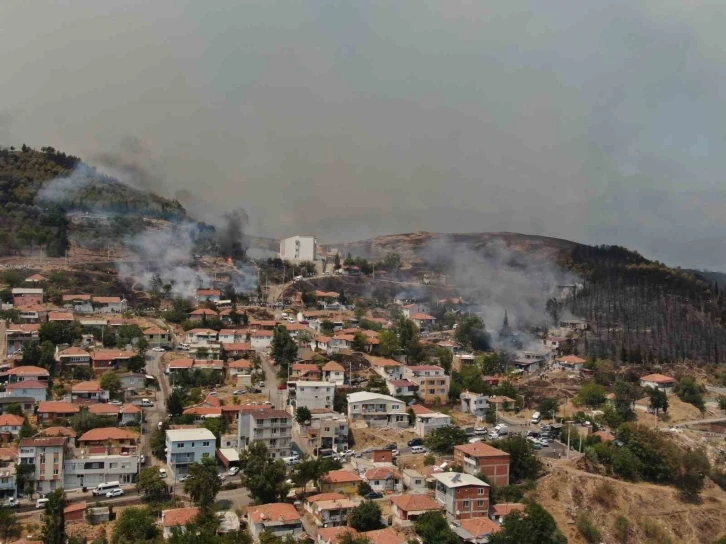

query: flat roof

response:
[165,428,216,441]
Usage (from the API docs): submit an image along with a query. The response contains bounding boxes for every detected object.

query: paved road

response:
[143,351,168,465]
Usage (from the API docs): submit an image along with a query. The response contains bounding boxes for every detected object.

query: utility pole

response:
[566,420,573,459]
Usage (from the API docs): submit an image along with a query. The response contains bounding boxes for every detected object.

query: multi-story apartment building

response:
[64,453,139,490]
[411,405,452,437]
[165,428,216,478]
[433,472,490,520]
[460,391,489,418]
[453,443,511,485]
[296,411,349,454]
[403,365,449,404]
[19,437,67,495]
[370,359,404,382]
[0,447,18,500]
[279,235,317,263]
[288,381,335,411]
[322,361,345,385]
[346,392,407,428]
[238,408,292,459]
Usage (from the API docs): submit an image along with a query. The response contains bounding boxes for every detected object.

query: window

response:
[478,488,485,495]
[463,500,470,508]
[178,443,185,448]
[202,452,209,458]
[53,469,59,475]
[202,441,210,447]
[110,462,118,469]
[478,500,485,507]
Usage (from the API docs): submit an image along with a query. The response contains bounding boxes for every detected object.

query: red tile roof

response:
[223,343,252,351]
[88,404,120,415]
[38,402,80,415]
[556,355,586,364]
[168,359,194,369]
[183,406,222,416]
[120,403,141,414]
[389,494,441,512]
[321,469,362,484]
[38,427,77,438]
[411,313,436,320]
[228,359,252,369]
[64,501,87,514]
[19,437,66,447]
[196,289,221,296]
[78,427,138,442]
[307,492,346,503]
[7,366,49,376]
[6,380,47,390]
[0,414,24,426]
[370,358,403,368]
[317,527,359,544]
[455,443,510,458]
[57,347,90,357]
[640,373,676,383]
[492,503,525,517]
[190,308,218,315]
[71,380,103,393]
[365,467,400,481]
[91,350,134,361]
[410,404,434,415]
[93,297,121,304]
[143,327,168,335]
[459,517,502,538]
[48,312,75,321]
[162,507,200,527]
[247,503,300,524]
[323,361,345,372]
[364,528,405,544]
[63,294,91,301]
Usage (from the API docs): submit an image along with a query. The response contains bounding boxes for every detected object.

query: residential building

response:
[56,347,91,369]
[0,447,18,499]
[89,404,121,418]
[64,453,139,490]
[223,343,255,358]
[364,466,401,493]
[279,235,317,263]
[7,365,49,383]
[319,469,362,494]
[48,311,74,323]
[306,493,358,527]
[165,428,216,478]
[120,403,141,425]
[144,327,172,348]
[196,288,221,303]
[490,503,525,525]
[0,397,34,415]
[401,304,429,319]
[640,373,677,391]
[3,380,47,402]
[411,405,452,437]
[288,381,335,411]
[228,359,253,385]
[403,365,449,404]
[71,380,109,402]
[322,361,345,385]
[402,469,426,493]
[451,517,502,543]
[387,379,417,397]
[247,503,304,542]
[297,410,349,455]
[37,402,80,424]
[19,437,67,495]
[25,273,47,283]
[64,501,87,523]
[250,329,273,349]
[0,414,24,436]
[317,527,361,544]
[370,359,404,382]
[11,288,43,306]
[5,324,40,355]
[553,355,586,372]
[346,392,407,428]
[389,494,442,527]
[78,428,138,449]
[118,372,146,392]
[453,443,511,485]
[237,408,292,459]
[364,528,406,544]
[16,305,48,323]
[62,294,92,312]
[184,328,218,345]
[433,472,490,521]
[291,363,322,381]
[161,508,200,539]
[327,335,353,353]
[90,350,134,376]
[488,396,515,412]
[461,391,489,418]
[189,308,218,322]
[94,296,127,313]
[410,313,436,331]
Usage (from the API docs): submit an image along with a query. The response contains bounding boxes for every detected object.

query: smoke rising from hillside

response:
[423,238,580,347]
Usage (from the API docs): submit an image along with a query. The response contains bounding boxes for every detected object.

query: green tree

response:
[20,341,41,366]
[271,325,298,378]
[647,387,669,414]
[352,332,367,352]
[423,426,468,454]
[537,398,559,419]
[111,506,160,544]
[413,511,460,544]
[295,406,312,426]
[39,321,78,346]
[4,403,22,417]
[166,389,185,418]
[377,330,400,358]
[357,481,373,497]
[675,377,705,411]
[184,457,222,507]
[19,417,35,439]
[575,382,607,409]
[576,512,602,544]
[41,489,66,544]
[674,448,710,500]
[150,427,167,459]
[100,371,122,399]
[38,341,56,371]
[349,501,383,532]
[0,507,18,542]
[241,442,291,503]
[436,347,453,375]
[127,354,146,373]
[490,435,542,482]
[301,291,318,308]
[136,466,167,499]
[455,316,491,350]
[489,502,566,544]
[320,320,335,335]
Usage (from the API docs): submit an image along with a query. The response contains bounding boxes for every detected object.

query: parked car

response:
[2,498,19,508]
[178,475,188,483]
[383,443,397,451]
[474,427,488,436]
[36,498,49,509]
[228,467,240,476]
[140,399,153,407]
[410,446,427,454]
[233,389,247,395]
[217,473,227,481]
[109,400,123,406]
[277,383,287,390]
[139,454,146,464]
[364,491,383,499]
[532,442,542,450]
[407,438,424,447]
[106,488,124,498]
[158,468,167,478]
[152,347,165,352]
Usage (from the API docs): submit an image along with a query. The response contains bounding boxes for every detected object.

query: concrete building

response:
[460,391,489,418]
[411,405,452,437]
[403,365,449,404]
[247,503,304,541]
[279,235,317,263]
[11,288,43,306]
[165,428,216,478]
[389,494,442,527]
[0,447,18,499]
[19,437,67,495]
[433,472,490,521]
[297,410,349,455]
[3,381,47,402]
[319,470,362,494]
[370,359,404,382]
[322,361,345,385]
[288,381,335,411]
[56,347,92,369]
[453,443,511,485]
[639,373,677,391]
[64,453,139,490]
[402,469,426,493]
[5,324,40,355]
[161,507,200,539]
[0,414,24,436]
[346,392,407,428]
[237,408,292,459]
[71,381,109,402]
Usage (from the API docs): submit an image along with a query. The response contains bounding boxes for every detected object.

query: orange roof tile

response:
[389,494,441,512]
[7,366,49,376]
[455,443,510,458]
[364,528,405,544]
[556,355,586,364]
[307,492,346,503]
[78,427,138,442]
[247,503,300,524]
[459,517,502,538]
[317,527,359,544]
[640,373,676,383]
[323,361,345,372]
[64,501,87,514]
[0,414,24,426]
[492,503,525,517]
[58,347,89,357]
[71,380,103,393]
[88,404,120,415]
[6,380,47,390]
[163,507,200,527]
[321,469,362,484]
[365,467,400,481]
[183,406,222,416]
[120,403,141,414]
[38,427,77,438]
[38,402,80,415]
[228,359,252,369]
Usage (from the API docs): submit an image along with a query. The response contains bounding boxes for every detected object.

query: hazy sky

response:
[1,1,725,269]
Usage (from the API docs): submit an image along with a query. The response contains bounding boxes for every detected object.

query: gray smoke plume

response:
[93,136,167,195]
[217,208,249,261]
[37,163,97,203]
[423,237,581,348]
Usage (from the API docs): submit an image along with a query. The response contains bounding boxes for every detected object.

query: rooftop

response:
[38,401,80,414]
[458,517,502,538]
[347,392,402,404]
[78,428,138,442]
[455,443,510,458]
[7,366,49,376]
[492,503,525,517]
[433,472,489,488]
[321,469,362,484]
[165,428,216,441]
[640,373,676,383]
[247,503,300,524]
[389,493,441,512]
[162,507,200,527]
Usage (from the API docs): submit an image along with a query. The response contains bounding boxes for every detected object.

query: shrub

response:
[576,512,602,544]
[643,519,672,544]
[614,516,629,543]
[591,480,616,508]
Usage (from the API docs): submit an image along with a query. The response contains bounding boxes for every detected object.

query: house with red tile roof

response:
[317,527,360,544]
[306,493,359,527]
[48,311,74,322]
[389,493,442,527]
[0,413,24,435]
[640,373,677,391]
[78,427,138,446]
[320,469,362,494]
[4,324,40,355]
[223,343,254,358]
[15,304,48,324]
[196,288,221,302]
[88,403,121,417]
[369,358,405,381]
[71,380,109,402]
[554,355,587,372]
[322,361,345,385]
[453,517,502,542]
[161,507,200,539]
[403,365,449,404]
[189,308,218,322]
[25,273,47,283]
[5,380,48,402]
[37,402,80,423]
[365,466,402,493]
[55,346,91,368]
[7,366,49,383]
[491,502,525,524]
[246,503,303,542]
[90,350,134,375]
[364,528,406,544]
[120,403,141,425]
[291,363,321,381]
[143,327,172,348]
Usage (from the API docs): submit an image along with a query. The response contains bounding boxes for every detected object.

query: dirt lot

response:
[536,462,726,544]
[350,423,417,450]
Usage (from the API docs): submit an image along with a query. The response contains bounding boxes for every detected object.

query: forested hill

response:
[0,145,186,257]
[563,244,726,364]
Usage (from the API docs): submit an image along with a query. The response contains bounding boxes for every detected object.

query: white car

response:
[158,468,167,478]
[228,467,240,476]
[106,488,124,498]
[152,347,165,352]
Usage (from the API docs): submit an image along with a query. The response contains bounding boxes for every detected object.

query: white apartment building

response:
[288,381,335,411]
[19,437,67,495]
[64,453,139,490]
[279,235,317,263]
[238,409,293,459]
[403,365,450,404]
[296,411,349,454]
[370,359,405,382]
[347,392,407,428]
[460,391,489,418]
[165,429,216,478]
[0,449,17,500]
[414,411,452,438]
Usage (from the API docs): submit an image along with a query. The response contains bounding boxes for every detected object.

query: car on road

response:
[228,467,240,476]
[139,454,146,464]
[233,389,247,395]
[410,446,427,454]
[178,343,190,350]
[293,275,303,282]
[2,498,19,508]
[152,347,166,352]
[178,475,188,483]
[140,398,154,407]
[109,400,123,406]
[531,442,542,450]
[407,438,423,447]
[251,388,262,394]
[539,438,551,446]
[277,383,287,390]
[36,498,49,509]
[158,468,167,478]
[106,489,124,498]
[383,443,397,451]
[364,491,383,500]
[474,427,488,436]
[257,381,266,388]
[217,473,226,481]
[391,449,400,457]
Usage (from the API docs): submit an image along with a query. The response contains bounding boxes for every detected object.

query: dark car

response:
[383,443,397,451]
[364,491,383,500]
[407,438,424,447]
